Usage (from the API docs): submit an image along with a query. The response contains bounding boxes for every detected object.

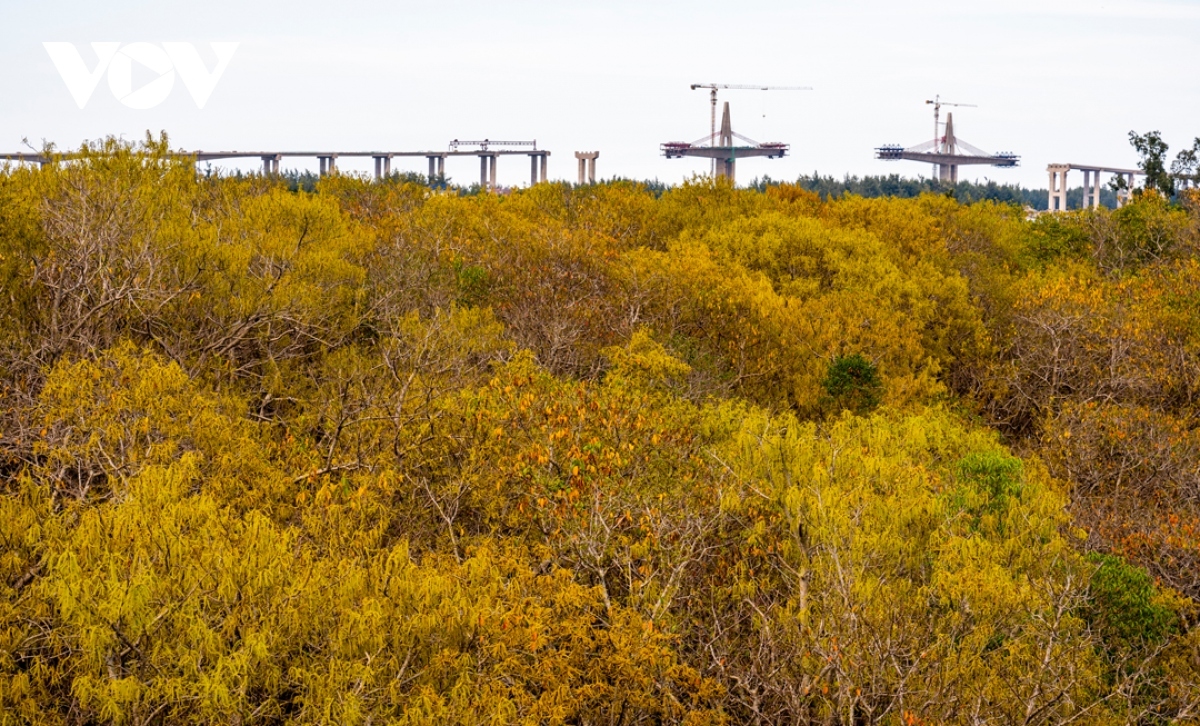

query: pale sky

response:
[3,0,1198,189]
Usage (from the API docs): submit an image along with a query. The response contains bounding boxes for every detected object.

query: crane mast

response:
[925,95,977,153]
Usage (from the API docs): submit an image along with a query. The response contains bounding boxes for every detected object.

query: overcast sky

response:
[4,0,1198,189]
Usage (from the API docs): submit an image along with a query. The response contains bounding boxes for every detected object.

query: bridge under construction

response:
[875,112,1018,183]
[1046,163,1139,210]
[0,143,552,190]
[661,101,788,183]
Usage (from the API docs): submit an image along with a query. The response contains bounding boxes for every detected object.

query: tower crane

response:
[691,83,811,174]
[926,95,976,153]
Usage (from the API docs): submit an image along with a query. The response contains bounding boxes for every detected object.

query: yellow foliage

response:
[1,138,1197,723]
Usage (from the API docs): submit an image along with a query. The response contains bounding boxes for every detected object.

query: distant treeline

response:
[266,168,1119,210]
[750,173,1121,211]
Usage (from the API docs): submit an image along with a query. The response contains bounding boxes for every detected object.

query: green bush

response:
[1085,552,1178,651]
[820,353,883,415]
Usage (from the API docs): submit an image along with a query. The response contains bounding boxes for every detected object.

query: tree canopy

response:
[1,135,1200,724]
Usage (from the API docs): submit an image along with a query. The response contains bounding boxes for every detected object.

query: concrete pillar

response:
[478,155,497,191]
[530,154,538,186]
[318,155,338,176]
[574,152,598,185]
[428,155,437,180]
[718,157,734,182]
[1092,169,1101,209]
[540,153,547,183]
[437,156,445,178]
[261,154,280,175]
[1117,173,1134,207]
[1047,164,1069,211]
[1081,169,1091,208]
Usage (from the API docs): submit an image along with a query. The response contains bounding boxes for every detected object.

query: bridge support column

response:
[479,154,497,191]
[427,155,445,183]
[1080,169,1103,209]
[527,152,549,185]
[373,155,392,180]
[718,157,735,183]
[574,151,598,184]
[1117,173,1134,207]
[318,155,338,176]
[261,154,281,175]
[1047,164,1069,211]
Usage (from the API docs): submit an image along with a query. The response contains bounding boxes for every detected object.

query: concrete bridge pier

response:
[717,156,735,182]
[1117,173,1135,207]
[373,155,392,179]
[318,155,338,176]
[574,151,598,184]
[261,154,281,175]
[479,154,498,190]
[1048,164,1069,211]
[529,152,550,185]
[425,155,446,181]
[938,163,958,184]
